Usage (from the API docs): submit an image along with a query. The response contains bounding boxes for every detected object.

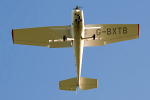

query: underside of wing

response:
[12,25,72,48]
[84,24,140,47]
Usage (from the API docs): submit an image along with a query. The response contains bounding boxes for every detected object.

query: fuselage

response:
[71,9,84,86]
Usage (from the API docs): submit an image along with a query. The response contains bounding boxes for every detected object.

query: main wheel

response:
[63,35,66,41]
[92,34,95,40]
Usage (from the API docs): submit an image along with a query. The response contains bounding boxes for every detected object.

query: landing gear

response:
[92,34,95,40]
[63,35,66,41]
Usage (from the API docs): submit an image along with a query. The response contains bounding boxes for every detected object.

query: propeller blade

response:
[73,6,83,10]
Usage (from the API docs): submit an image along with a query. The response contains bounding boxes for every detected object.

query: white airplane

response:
[12,6,140,91]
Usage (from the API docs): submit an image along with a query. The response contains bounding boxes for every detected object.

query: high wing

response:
[12,25,72,48]
[84,24,140,47]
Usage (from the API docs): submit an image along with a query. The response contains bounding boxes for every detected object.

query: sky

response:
[0,0,150,100]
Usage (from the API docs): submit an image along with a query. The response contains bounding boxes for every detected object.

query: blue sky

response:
[0,0,150,99]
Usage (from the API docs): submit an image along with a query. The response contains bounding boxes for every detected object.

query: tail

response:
[59,77,98,91]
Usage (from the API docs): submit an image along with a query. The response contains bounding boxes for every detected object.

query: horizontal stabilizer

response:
[79,77,98,91]
[59,77,77,91]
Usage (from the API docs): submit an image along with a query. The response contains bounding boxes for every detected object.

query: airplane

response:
[12,6,140,91]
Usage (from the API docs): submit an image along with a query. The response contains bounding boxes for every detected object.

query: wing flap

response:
[84,39,104,47]
[50,41,72,48]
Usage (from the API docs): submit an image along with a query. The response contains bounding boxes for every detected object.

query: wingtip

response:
[138,24,140,38]
[12,29,14,43]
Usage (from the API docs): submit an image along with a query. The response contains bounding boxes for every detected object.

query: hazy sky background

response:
[0,0,150,100]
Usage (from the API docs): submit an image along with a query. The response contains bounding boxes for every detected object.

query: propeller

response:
[73,5,83,10]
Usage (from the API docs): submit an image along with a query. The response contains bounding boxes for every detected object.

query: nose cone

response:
[76,9,80,12]
[76,5,79,9]
[73,5,82,10]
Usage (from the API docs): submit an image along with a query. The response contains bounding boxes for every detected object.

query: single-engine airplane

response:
[12,6,140,91]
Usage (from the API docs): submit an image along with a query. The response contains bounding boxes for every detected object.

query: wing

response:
[84,24,140,47]
[12,25,72,48]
